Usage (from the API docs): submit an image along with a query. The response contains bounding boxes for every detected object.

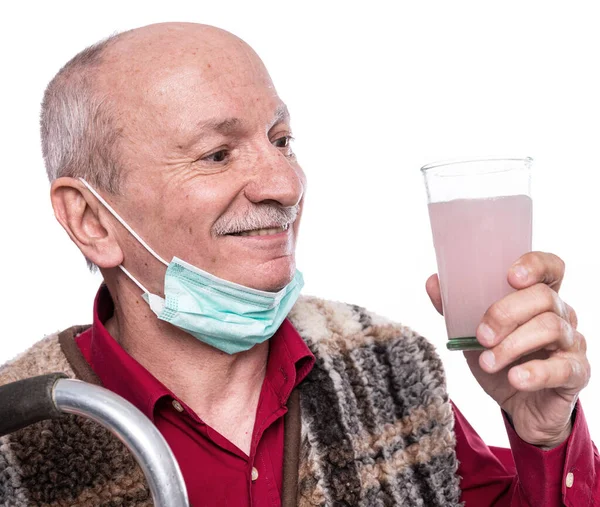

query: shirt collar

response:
[86,285,315,420]
[89,286,171,420]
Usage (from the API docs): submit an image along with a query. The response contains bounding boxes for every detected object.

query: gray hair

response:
[41,33,125,271]
[40,33,124,194]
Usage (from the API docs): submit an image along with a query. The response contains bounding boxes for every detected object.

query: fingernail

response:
[477,323,496,346]
[481,350,496,370]
[512,264,529,282]
[515,367,531,384]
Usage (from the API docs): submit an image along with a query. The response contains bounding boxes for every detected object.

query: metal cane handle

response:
[0,374,189,507]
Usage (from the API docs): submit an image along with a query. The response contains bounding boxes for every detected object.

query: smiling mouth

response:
[228,224,289,237]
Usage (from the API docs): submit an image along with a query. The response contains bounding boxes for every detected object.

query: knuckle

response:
[578,358,592,386]
[554,295,568,318]
[518,252,533,265]
[560,359,576,384]
[555,255,566,276]
[537,311,564,336]
[528,252,545,275]
[487,302,512,326]
[571,357,589,384]
[584,361,592,386]
[544,252,564,279]
[496,335,518,359]
[575,331,588,353]
[561,320,574,348]
[530,252,564,286]
[562,356,589,388]
[562,321,574,344]
[537,364,551,385]
[523,251,539,264]
[565,303,579,328]
[532,283,555,308]
[568,357,578,377]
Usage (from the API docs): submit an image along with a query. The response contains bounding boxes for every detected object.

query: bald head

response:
[97,23,268,90]
[103,22,256,67]
[41,22,275,193]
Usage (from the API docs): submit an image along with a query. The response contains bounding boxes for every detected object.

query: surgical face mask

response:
[79,178,304,354]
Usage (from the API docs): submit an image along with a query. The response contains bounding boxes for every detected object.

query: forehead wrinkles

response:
[98,42,276,139]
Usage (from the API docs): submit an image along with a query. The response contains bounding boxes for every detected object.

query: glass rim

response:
[420,157,533,174]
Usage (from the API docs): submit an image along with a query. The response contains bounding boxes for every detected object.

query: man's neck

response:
[104,281,269,455]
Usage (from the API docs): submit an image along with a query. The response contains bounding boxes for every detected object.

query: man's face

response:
[98,25,305,293]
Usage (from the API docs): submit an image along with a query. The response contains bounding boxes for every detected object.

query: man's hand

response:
[426,252,590,449]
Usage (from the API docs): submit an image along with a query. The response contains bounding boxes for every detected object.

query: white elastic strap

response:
[79,178,169,267]
[119,265,151,294]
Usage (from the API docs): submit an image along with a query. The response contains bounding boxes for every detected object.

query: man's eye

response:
[273,135,294,148]
[203,150,229,163]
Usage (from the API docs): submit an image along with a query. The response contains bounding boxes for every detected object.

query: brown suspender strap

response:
[281,389,301,507]
[58,325,102,385]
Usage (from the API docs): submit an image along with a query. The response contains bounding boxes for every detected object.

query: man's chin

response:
[238,261,296,292]
[250,275,294,293]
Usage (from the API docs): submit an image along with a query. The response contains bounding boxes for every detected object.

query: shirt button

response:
[172,400,184,413]
[566,472,574,488]
[251,467,259,481]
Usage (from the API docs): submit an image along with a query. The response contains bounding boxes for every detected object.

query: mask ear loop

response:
[78,178,170,295]
[118,265,151,293]
[78,178,170,268]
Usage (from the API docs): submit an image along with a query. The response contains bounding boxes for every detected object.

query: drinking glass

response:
[422,158,533,351]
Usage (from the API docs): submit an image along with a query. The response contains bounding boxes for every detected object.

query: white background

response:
[1,1,598,448]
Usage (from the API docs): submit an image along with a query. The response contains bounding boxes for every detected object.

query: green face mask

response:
[80,179,304,355]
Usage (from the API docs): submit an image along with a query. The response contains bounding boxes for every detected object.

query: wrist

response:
[533,421,572,450]
[503,409,575,449]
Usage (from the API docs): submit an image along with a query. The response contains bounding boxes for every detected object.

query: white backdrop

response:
[1,1,598,448]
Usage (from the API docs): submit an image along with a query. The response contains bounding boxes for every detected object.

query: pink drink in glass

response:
[428,195,532,344]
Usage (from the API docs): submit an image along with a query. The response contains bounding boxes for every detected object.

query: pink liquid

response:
[428,195,532,339]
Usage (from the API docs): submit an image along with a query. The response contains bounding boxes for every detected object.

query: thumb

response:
[426,274,444,315]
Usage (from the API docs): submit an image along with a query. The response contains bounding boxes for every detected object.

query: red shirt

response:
[77,286,314,506]
[78,287,599,506]
[454,400,598,505]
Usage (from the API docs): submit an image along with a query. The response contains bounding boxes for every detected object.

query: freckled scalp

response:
[100,23,272,86]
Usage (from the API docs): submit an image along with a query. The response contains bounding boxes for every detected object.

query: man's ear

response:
[50,177,124,268]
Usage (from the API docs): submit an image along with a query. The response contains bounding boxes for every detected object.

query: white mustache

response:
[214,204,299,235]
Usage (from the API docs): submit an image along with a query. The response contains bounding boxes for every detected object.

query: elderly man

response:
[0,22,597,507]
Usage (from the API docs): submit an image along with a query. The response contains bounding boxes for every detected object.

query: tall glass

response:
[422,158,533,351]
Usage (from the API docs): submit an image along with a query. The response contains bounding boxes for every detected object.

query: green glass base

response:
[446,337,486,351]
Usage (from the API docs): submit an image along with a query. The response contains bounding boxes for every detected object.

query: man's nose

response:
[243,143,305,208]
